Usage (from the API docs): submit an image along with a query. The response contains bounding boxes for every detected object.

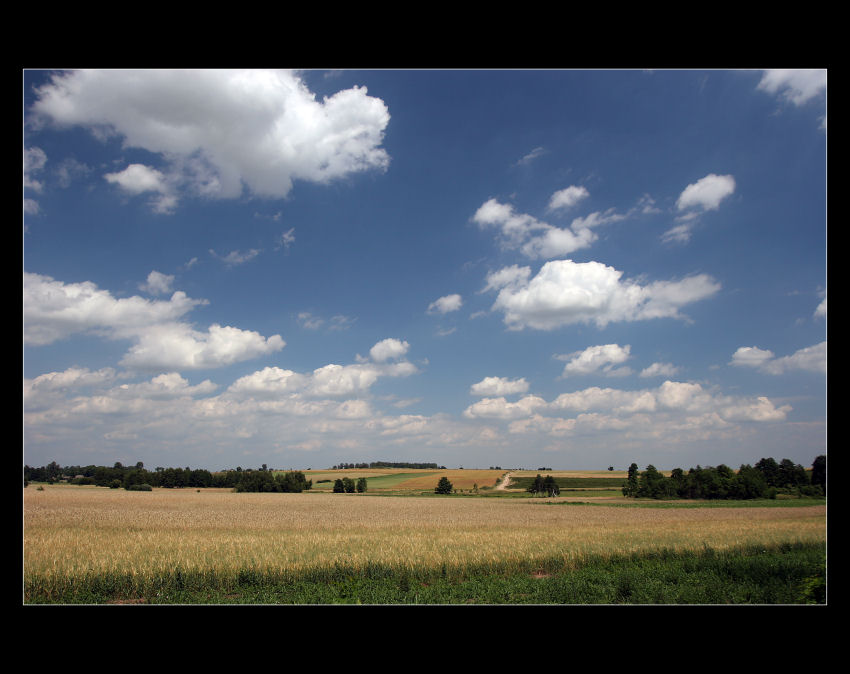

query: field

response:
[303,468,504,492]
[23,474,827,604]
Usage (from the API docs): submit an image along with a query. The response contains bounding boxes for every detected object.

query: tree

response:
[811,455,826,494]
[623,463,639,497]
[343,477,356,493]
[435,476,453,494]
[543,475,560,497]
[527,474,546,496]
[333,479,345,493]
[356,477,367,493]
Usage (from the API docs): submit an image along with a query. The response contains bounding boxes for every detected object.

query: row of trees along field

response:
[622,455,826,500]
[332,477,368,493]
[329,461,444,469]
[23,462,312,492]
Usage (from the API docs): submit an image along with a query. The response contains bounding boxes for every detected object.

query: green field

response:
[510,476,628,490]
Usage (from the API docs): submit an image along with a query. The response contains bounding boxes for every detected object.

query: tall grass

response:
[24,485,826,604]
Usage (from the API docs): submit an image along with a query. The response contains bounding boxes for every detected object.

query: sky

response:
[23,68,827,472]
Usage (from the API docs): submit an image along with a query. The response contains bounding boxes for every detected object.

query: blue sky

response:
[23,69,827,471]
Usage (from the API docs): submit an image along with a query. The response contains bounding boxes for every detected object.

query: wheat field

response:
[24,484,826,590]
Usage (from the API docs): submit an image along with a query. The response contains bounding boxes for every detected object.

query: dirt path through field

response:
[496,472,514,491]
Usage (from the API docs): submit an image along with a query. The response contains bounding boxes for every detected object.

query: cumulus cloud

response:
[24,146,47,192]
[104,164,178,214]
[757,69,826,106]
[463,394,548,420]
[224,338,417,400]
[730,341,826,375]
[24,272,206,346]
[464,380,792,427]
[664,174,736,244]
[640,362,680,378]
[30,69,391,211]
[140,270,175,296]
[470,376,530,397]
[119,323,285,371]
[370,338,410,362]
[548,185,589,211]
[24,272,286,371]
[557,344,632,377]
[112,372,217,399]
[427,294,463,315]
[228,367,309,397]
[484,259,720,331]
[27,366,118,392]
[472,198,623,260]
[676,174,736,212]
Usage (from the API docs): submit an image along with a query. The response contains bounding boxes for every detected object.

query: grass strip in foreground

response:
[24,541,825,605]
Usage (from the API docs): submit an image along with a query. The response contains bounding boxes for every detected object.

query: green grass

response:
[24,541,825,605]
[350,472,438,490]
[510,476,628,490]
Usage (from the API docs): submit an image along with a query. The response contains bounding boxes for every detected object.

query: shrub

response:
[127,483,153,491]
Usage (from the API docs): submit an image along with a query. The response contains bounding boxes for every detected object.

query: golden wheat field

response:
[24,484,826,585]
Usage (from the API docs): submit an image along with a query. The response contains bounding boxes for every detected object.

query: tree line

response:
[329,461,444,470]
[332,477,368,493]
[23,461,312,493]
[622,455,826,500]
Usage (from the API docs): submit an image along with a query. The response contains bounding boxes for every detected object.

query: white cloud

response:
[228,366,309,397]
[297,312,356,332]
[28,366,118,391]
[112,372,217,399]
[427,294,463,314]
[640,362,680,378]
[369,338,410,362]
[473,198,622,260]
[676,174,736,212]
[104,164,178,214]
[463,394,548,420]
[210,248,262,266]
[464,380,792,427]
[470,376,530,397]
[557,344,631,377]
[24,147,47,192]
[757,69,826,106]
[30,69,391,211]
[814,296,826,319]
[23,272,288,372]
[276,227,296,250]
[140,270,175,296]
[548,185,589,211]
[485,259,721,330]
[730,341,826,375]
[515,146,547,166]
[24,272,206,346]
[482,264,531,294]
[120,323,285,371]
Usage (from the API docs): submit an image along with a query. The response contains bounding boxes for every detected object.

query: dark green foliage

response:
[623,463,640,497]
[622,456,824,500]
[233,470,312,493]
[811,455,826,494]
[356,477,367,493]
[126,483,152,491]
[526,474,560,496]
[435,476,453,494]
[333,479,345,493]
[331,461,440,470]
